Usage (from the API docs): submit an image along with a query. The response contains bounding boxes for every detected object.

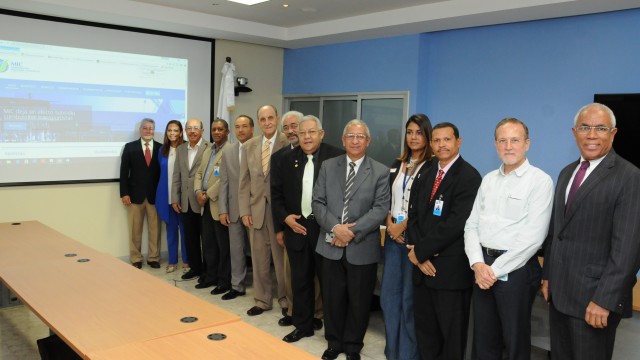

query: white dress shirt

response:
[564,155,606,203]
[464,159,554,278]
[187,138,204,169]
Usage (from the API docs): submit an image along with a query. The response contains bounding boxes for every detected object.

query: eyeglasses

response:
[344,133,368,141]
[298,129,321,137]
[185,126,202,131]
[283,123,298,131]
[496,138,524,146]
[574,126,613,134]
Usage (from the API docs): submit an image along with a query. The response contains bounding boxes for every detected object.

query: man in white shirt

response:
[464,118,553,360]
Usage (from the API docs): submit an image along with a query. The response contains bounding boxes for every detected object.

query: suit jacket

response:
[407,156,481,290]
[219,142,243,222]
[119,138,161,204]
[194,142,227,220]
[238,132,289,229]
[312,155,390,265]
[171,140,210,213]
[271,143,345,250]
[543,150,640,318]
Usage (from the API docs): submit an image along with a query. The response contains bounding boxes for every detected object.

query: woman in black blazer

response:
[380,114,434,360]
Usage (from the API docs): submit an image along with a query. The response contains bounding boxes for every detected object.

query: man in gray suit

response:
[172,118,210,281]
[542,103,640,360]
[219,115,254,300]
[312,119,390,360]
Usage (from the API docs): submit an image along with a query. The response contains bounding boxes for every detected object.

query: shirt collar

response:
[499,158,530,177]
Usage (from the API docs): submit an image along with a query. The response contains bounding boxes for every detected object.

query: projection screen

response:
[0,11,214,186]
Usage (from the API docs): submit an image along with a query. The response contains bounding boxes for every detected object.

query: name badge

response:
[433,199,443,216]
[213,166,220,176]
[395,211,406,223]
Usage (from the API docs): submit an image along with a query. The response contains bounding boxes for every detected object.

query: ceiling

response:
[1,0,640,48]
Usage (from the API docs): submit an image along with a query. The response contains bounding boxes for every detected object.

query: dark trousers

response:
[472,255,541,360]
[182,205,202,274]
[286,217,322,333]
[322,253,377,354]
[414,285,472,360]
[549,301,621,360]
[201,202,231,286]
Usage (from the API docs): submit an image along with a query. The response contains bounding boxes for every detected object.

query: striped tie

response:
[261,139,271,175]
[342,161,356,223]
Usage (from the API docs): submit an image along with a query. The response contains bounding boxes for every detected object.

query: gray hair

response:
[280,110,303,130]
[300,115,323,130]
[342,119,370,138]
[573,103,616,128]
[140,118,155,128]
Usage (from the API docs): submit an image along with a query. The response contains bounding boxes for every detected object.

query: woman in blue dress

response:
[156,120,188,273]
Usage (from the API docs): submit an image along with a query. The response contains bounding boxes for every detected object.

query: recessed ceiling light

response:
[227,0,269,5]
[282,4,289,8]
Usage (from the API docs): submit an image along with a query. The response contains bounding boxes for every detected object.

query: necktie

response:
[566,160,590,212]
[261,139,271,175]
[144,142,151,166]
[342,161,356,223]
[202,150,216,190]
[429,169,444,203]
[301,154,314,217]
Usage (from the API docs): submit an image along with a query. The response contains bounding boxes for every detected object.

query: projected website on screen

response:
[0,39,188,185]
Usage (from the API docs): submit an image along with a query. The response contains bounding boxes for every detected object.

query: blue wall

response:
[283,34,422,114]
[283,9,640,178]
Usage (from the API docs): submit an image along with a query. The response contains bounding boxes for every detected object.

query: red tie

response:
[430,169,444,202]
[145,142,151,166]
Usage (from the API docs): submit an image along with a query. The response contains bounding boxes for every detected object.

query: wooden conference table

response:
[0,221,315,359]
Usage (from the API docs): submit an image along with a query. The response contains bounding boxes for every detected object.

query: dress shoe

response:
[278,315,293,326]
[181,270,199,280]
[221,289,246,300]
[132,262,142,269]
[313,318,323,331]
[211,285,231,295]
[345,353,361,360]
[246,306,267,316]
[321,348,341,360]
[195,281,215,289]
[146,261,160,269]
[282,328,313,343]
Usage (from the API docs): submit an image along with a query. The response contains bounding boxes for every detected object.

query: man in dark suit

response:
[465,118,553,360]
[271,115,344,343]
[172,119,210,281]
[312,119,390,360]
[119,118,162,269]
[407,122,481,360]
[542,103,640,360]
[219,115,254,300]
[239,105,289,317]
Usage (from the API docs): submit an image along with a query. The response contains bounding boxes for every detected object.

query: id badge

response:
[395,211,406,223]
[433,199,443,216]
[498,273,508,281]
[213,166,220,176]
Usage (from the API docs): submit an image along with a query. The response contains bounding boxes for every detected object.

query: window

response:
[284,92,408,166]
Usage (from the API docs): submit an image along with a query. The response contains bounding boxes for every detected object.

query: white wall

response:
[0,40,284,258]
[213,39,284,138]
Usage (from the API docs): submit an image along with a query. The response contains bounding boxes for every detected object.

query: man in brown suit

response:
[239,105,289,317]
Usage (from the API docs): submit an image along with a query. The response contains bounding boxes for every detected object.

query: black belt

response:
[482,246,506,257]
